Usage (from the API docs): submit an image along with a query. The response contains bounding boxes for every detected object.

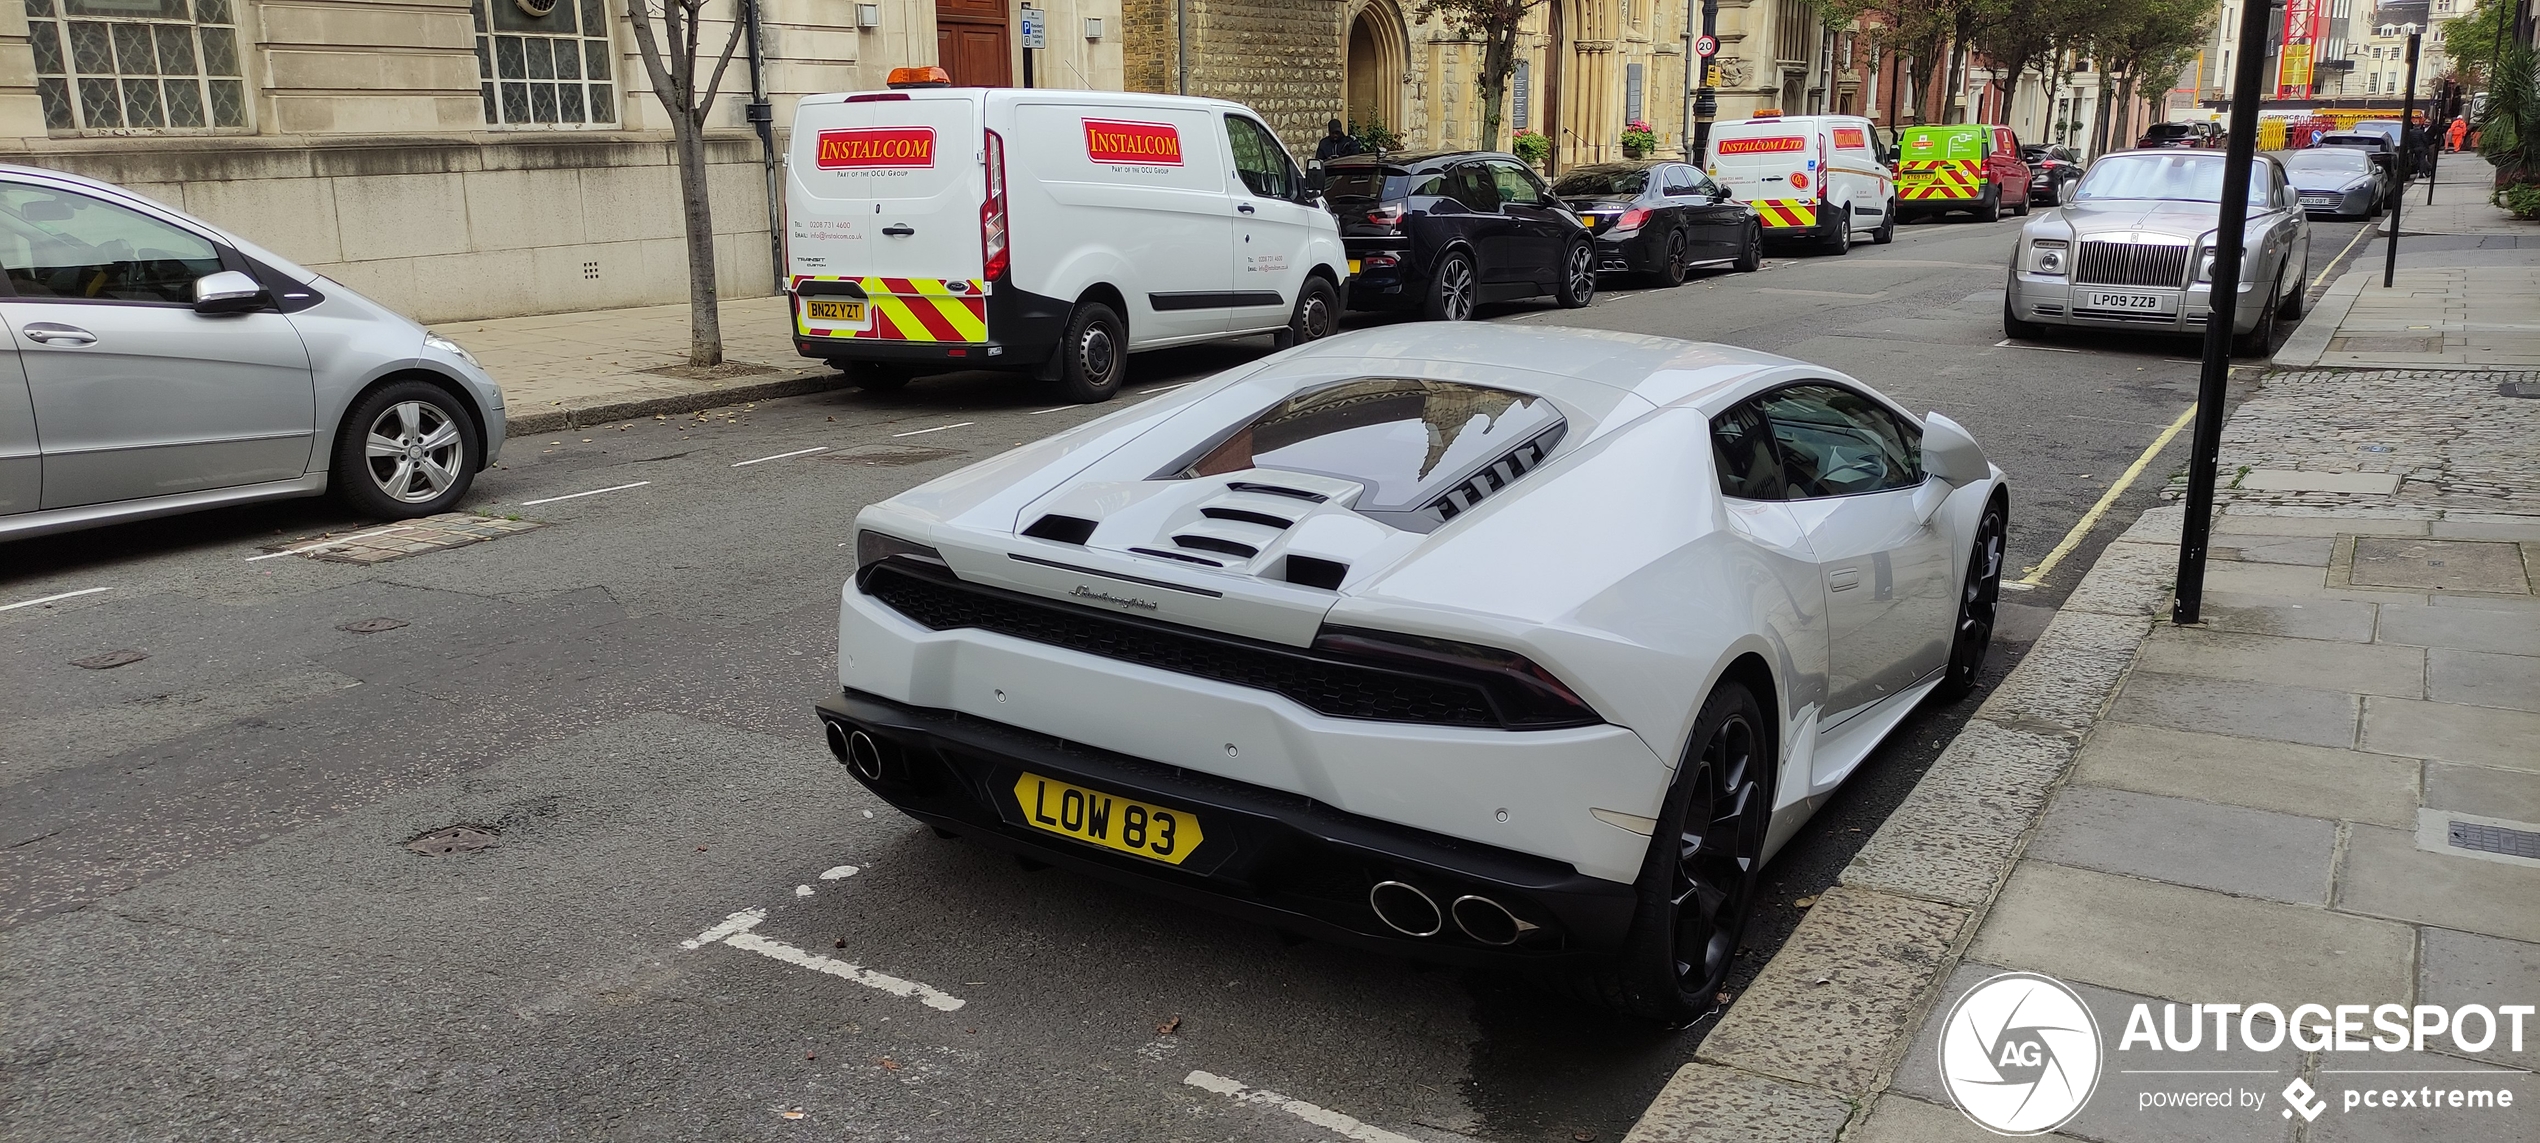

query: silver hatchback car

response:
[1,164,504,541]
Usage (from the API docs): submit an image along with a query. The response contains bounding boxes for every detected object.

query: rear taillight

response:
[981,129,1010,282]
[1365,201,1406,228]
[1311,626,1600,729]
[1614,207,1649,232]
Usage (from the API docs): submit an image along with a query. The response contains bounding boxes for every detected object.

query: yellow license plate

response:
[805,299,865,323]
[1348,259,1362,275]
[1013,771,1204,865]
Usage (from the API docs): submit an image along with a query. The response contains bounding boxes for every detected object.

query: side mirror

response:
[1921,411,1989,487]
[192,269,269,315]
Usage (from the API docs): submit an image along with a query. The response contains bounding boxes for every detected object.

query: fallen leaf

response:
[1795,895,1817,908]
[1574,1132,1599,1142]
[1155,1015,1182,1035]
[878,1057,900,1071]
[1715,991,1732,1004]
[779,1107,805,1120]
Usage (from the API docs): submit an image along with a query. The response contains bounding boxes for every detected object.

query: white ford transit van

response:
[786,73,1350,402]
[1703,113,1897,254]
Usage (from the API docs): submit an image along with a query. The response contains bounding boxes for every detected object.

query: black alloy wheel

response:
[1870,200,1897,245]
[1656,231,1691,287]
[1057,300,1127,402]
[1555,240,1597,307]
[1585,681,1772,1023]
[1424,250,1477,321]
[1733,222,1764,272]
[1936,497,2006,702]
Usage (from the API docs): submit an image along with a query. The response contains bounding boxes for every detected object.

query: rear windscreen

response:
[1169,379,1566,530]
[1322,167,1402,200]
[1554,169,1650,196]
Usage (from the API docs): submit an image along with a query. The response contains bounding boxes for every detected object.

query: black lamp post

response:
[2384,25,2421,288]
[1692,0,1721,158]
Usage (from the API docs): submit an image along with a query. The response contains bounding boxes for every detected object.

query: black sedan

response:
[1552,161,1762,286]
[1323,150,1596,321]
[2020,144,2085,206]
[2281,146,2389,219]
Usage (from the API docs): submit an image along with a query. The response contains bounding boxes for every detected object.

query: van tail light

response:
[1613,207,1649,233]
[1365,201,1407,228]
[981,129,1010,282]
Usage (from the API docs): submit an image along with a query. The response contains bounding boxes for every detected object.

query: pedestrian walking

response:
[1313,119,1364,164]
[2446,115,2468,152]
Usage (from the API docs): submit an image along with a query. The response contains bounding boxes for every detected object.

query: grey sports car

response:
[2003,149,2310,357]
[2282,147,2389,220]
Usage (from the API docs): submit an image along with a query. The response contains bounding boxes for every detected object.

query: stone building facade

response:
[1119,0,1864,172]
[0,0,1124,323]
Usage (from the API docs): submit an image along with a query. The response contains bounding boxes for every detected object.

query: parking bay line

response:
[892,421,975,438]
[1182,1071,1423,1143]
[0,586,111,613]
[733,445,830,467]
[518,480,651,506]
[682,907,965,1012]
[2014,402,2198,587]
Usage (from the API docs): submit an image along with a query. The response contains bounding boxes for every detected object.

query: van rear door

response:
[787,92,987,343]
[1708,121,1821,232]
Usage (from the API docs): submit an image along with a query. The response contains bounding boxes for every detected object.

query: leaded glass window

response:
[22,0,246,133]
[474,0,617,127]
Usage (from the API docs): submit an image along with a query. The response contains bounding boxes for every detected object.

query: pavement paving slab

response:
[2069,723,2421,830]
[2023,786,2339,905]
[2424,648,2540,713]
[2422,760,2540,823]
[2417,927,2540,1072]
[2192,592,2381,643]
[2104,671,2362,750]
[2373,600,2540,654]
[2335,822,2540,944]
[2132,626,2426,699]
[2358,696,2540,772]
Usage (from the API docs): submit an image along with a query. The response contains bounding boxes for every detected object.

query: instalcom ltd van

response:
[1703,113,1896,254]
[785,70,1349,402]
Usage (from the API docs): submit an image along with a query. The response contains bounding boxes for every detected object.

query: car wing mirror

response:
[192,269,270,315]
[1921,411,1989,487]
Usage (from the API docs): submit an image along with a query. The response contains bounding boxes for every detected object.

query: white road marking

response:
[733,445,830,467]
[243,524,418,562]
[1182,1071,1423,1143]
[1027,406,1072,415]
[519,480,651,506]
[819,865,860,880]
[892,421,974,438]
[682,906,965,1011]
[1993,339,2082,353]
[0,586,112,613]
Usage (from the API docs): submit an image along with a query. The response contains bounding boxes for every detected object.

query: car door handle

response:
[21,322,95,346]
[1237,202,1257,214]
[881,224,915,237]
[1827,567,1862,591]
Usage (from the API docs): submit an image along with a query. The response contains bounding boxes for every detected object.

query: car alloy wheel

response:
[1734,223,1763,272]
[366,399,465,504]
[1557,241,1596,307]
[1667,704,1767,1005]
[1658,232,1690,287]
[1937,500,2005,701]
[1428,252,1476,321]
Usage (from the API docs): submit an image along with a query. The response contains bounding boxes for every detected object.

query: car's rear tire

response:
[332,379,479,520]
[1870,201,1897,245]
[1654,231,1691,287]
[1732,222,1764,272]
[1935,496,2006,703]
[1424,250,1477,321]
[1278,275,1341,348]
[1974,186,2002,223]
[1555,240,1597,308]
[1820,209,1851,255]
[2231,273,2282,358]
[1582,679,1773,1024]
[2011,183,2032,216]
[1056,301,1128,402]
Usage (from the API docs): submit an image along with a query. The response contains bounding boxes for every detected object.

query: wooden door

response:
[936,0,1011,88]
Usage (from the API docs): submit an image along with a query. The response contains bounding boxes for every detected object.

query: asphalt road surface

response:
[0,208,2378,1142]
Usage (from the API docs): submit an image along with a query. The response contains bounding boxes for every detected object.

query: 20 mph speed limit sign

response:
[1695,34,1718,57]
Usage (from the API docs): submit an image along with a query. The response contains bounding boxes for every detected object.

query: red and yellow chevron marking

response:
[793,276,989,343]
[1751,199,1819,229]
[1897,159,1982,201]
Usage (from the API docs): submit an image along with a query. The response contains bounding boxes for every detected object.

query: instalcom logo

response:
[1939,972,2105,1135]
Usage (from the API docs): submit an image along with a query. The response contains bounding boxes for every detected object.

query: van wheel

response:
[1057,301,1127,402]
[1555,240,1596,308]
[1974,187,2002,223]
[1424,250,1477,321]
[1278,276,1340,348]
[2011,184,2032,216]
[1820,210,1851,255]
[1871,201,1897,244]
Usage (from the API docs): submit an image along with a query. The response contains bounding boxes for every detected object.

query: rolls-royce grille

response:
[861,561,1510,727]
[2074,241,2191,287]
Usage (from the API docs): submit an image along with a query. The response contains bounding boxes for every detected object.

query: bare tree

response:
[625,0,748,367]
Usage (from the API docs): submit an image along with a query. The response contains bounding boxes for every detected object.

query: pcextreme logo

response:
[1939,972,2104,1135]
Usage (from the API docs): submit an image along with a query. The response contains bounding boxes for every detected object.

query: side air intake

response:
[1022,514,1099,544]
[1282,555,1348,590]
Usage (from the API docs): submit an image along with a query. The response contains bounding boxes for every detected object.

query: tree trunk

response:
[1944,38,1967,123]
[672,112,724,368]
[1478,30,1516,152]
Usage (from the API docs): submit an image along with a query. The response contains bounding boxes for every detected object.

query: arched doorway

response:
[1343,0,1405,137]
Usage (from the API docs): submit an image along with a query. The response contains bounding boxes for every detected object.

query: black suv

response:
[1320,151,1595,321]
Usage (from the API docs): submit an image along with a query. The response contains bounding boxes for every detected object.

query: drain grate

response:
[407,826,499,856]
[2449,821,2540,860]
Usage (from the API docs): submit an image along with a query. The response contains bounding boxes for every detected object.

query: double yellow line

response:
[2013,404,2197,587]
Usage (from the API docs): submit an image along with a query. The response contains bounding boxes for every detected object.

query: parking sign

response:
[1020,6,1046,49]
